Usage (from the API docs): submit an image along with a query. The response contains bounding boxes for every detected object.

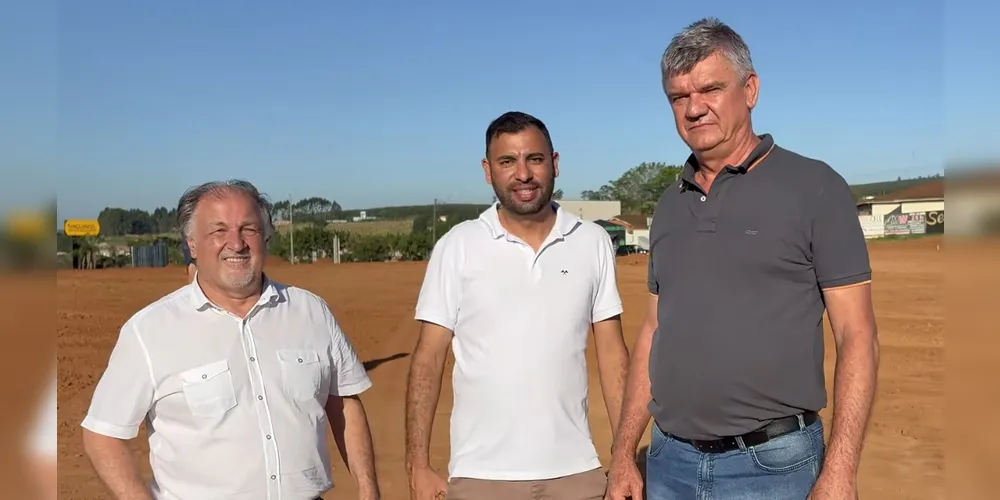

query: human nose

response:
[224,229,248,250]
[514,160,533,183]
[685,94,709,121]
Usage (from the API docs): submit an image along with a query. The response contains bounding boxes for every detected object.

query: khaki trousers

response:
[446,467,607,500]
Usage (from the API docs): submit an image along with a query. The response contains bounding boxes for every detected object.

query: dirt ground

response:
[57,236,945,499]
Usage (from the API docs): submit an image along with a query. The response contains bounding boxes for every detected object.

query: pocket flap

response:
[180,359,231,383]
[276,349,320,365]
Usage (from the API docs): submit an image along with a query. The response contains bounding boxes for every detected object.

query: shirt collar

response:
[187,271,283,312]
[679,133,776,190]
[478,201,581,241]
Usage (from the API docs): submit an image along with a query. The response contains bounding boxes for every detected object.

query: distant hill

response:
[339,176,946,217]
[849,174,943,201]
[339,203,490,220]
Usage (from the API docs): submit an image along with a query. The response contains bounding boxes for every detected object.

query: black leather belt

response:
[667,411,819,454]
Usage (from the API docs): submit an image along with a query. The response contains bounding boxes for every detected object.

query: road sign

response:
[4,211,49,240]
[63,219,101,237]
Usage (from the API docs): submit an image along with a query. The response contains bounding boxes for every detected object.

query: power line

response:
[431,198,438,246]
[288,194,295,265]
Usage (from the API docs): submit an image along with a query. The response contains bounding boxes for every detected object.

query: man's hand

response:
[603,454,644,500]
[408,465,448,500]
[807,470,858,500]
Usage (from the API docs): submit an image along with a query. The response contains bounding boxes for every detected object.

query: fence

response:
[858,210,944,239]
[131,240,169,268]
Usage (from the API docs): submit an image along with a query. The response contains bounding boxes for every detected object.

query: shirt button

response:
[266,434,272,440]
[270,475,276,480]
[249,356,255,362]
[257,395,263,401]
[297,357,304,363]
[700,195,707,202]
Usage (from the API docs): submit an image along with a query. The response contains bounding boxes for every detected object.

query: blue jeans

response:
[645,417,825,500]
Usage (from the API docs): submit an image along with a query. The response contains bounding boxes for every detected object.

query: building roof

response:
[610,214,650,230]
[862,179,944,204]
[593,219,626,232]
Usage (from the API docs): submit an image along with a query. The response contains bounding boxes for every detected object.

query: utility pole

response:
[289,194,295,265]
[431,198,438,245]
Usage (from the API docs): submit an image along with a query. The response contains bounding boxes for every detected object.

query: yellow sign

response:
[63,219,101,237]
[5,211,49,240]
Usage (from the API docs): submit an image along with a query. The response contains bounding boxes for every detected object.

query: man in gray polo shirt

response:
[605,18,879,500]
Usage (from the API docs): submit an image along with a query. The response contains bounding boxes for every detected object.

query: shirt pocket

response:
[276,349,323,402]
[178,360,238,417]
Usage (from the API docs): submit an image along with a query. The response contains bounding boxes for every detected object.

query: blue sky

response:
[2,0,996,222]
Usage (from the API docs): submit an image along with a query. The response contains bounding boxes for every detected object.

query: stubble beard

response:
[493,182,554,216]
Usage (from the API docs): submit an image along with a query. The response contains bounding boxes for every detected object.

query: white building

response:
[855,179,944,238]
[555,200,622,223]
[607,214,652,250]
[856,179,944,217]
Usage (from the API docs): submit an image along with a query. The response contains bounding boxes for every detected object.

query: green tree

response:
[581,162,683,215]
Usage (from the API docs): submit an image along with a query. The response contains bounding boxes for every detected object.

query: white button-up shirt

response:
[81,277,372,500]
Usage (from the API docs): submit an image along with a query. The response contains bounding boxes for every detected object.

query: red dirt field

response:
[57,237,945,499]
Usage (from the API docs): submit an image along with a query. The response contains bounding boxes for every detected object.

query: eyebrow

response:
[206,220,258,229]
[496,152,545,161]
[668,80,729,99]
[698,80,728,92]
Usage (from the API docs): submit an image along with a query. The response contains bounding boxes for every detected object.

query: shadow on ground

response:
[362,352,409,372]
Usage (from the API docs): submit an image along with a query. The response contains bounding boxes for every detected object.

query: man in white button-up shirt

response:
[405,112,630,500]
[80,180,380,500]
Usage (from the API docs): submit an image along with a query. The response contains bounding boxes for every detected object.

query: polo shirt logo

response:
[560,269,569,275]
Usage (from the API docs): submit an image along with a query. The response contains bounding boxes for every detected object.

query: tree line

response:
[75,163,683,265]
[51,161,956,270]
[82,160,932,266]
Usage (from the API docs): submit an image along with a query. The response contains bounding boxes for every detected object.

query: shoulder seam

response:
[127,310,158,397]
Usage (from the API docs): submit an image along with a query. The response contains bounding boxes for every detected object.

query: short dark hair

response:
[485,111,554,157]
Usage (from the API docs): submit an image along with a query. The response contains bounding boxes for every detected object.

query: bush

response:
[268,223,434,263]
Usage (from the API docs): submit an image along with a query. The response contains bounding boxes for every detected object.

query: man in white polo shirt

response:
[405,111,630,500]
[80,180,380,500]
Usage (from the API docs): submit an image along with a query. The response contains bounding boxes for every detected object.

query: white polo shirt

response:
[415,202,624,481]
[81,277,372,500]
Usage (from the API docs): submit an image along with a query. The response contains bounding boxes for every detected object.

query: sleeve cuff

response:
[331,376,373,397]
[80,416,140,440]
[414,310,456,331]
[819,271,872,290]
[593,304,624,323]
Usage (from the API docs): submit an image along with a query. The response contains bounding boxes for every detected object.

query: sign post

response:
[64,219,101,269]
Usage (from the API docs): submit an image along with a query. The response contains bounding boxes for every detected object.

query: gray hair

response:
[661,17,755,85]
[177,179,275,241]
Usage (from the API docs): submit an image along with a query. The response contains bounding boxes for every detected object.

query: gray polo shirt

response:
[647,134,871,440]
